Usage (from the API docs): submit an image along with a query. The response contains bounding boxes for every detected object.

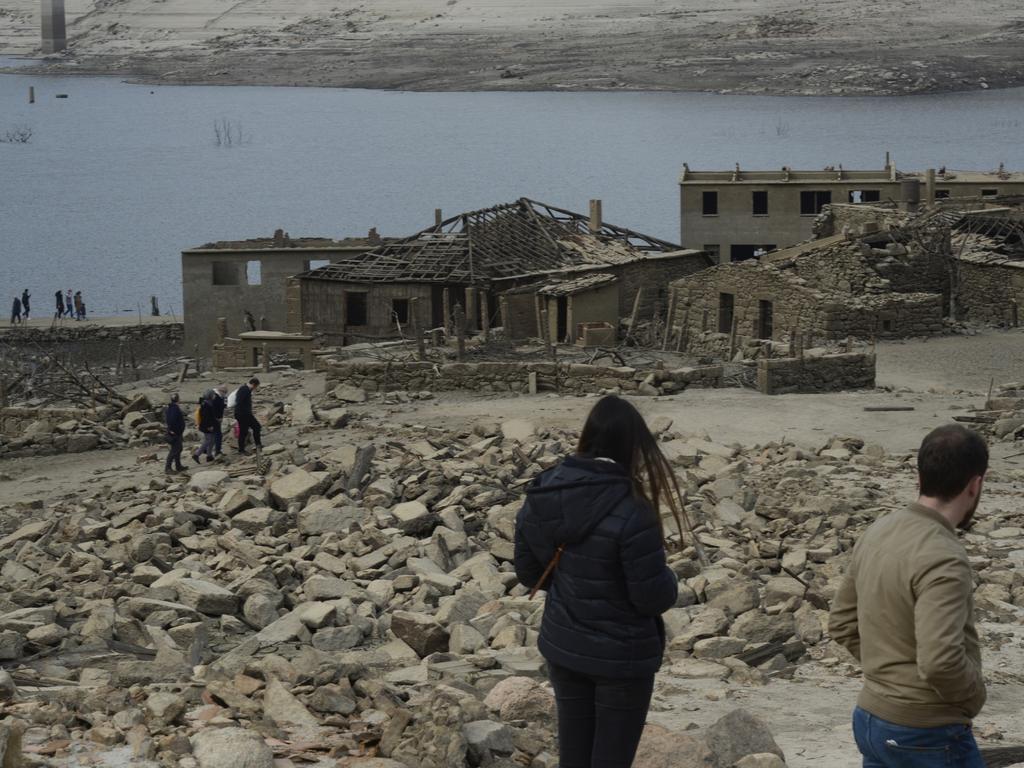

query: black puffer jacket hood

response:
[524,455,632,547]
[515,454,678,679]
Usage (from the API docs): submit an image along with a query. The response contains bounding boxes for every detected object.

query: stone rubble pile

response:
[1,407,1021,766]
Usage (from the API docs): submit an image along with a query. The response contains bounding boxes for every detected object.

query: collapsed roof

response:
[297,198,706,285]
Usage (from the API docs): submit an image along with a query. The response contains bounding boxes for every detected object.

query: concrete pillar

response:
[925,168,936,208]
[41,0,67,54]
[435,208,443,226]
[589,199,603,234]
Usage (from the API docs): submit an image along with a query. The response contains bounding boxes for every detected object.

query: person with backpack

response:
[513,395,680,768]
[191,390,217,464]
[211,385,228,458]
[164,393,186,474]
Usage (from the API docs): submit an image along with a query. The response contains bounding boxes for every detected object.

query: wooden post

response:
[661,291,677,351]
[454,304,466,361]
[539,303,554,359]
[465,287,478,333]
[29,86,35,104]
[499,295,510,338]
[534,294,545,341]
[625,288,644,344]
[339,292,348,347]
[480,290,491,343]
[410,297,426,361]
[443,288,452,337]
[677,303,690,352]
[728,315,738,359]
[151,296,160,316]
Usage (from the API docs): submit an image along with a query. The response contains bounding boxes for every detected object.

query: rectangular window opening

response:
[212,262,239,286]
[246,260,262,286]
[718,293,734,334]
[935,189,951,200]
[752,190,768,216]
[702,191,719,216]
[800,190,832,215]
[306,259,331,272]
[981,188,999,198]
[392,298,410,325]
[758,300,774,340]
[345,292,368,326]
[849,190,881,203]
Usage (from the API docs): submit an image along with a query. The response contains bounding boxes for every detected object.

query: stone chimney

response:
[589,199,603,234]
[41,0,67,54]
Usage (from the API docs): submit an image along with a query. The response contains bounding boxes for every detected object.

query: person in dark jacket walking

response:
[191,390,217,464]
[514,395,682,768]
[55,290,65,320]
[211,385,228,458]
[20,290,30,321]
[234,377,262,454]
[10,297,21,325]
[164,393,186,474]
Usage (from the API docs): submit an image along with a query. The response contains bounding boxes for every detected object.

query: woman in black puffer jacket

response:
[514,395,683,768]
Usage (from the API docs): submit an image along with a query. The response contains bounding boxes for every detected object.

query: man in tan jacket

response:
[829,424,987,767]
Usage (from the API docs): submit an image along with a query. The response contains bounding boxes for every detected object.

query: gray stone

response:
[333,384,367,403]
[146,691,186,727]
[633,723,715,768]
[704,709,785,766]
[463,720,514,760]
[482,676,555,721]
[0,631,25,660]
[312,626,363,651]
[270,469,323,509]
[729,611,795,645]
[304,575,357,601]
[191,727,274,768]
[232,507,280,535]
[734,755,787,768]
[501,419,536,443]
[264,677,320,728]
[708,581,761,616]
[390,611,449,658]
[0,669,16,701]
[243,593,280,629]
[298,499,361,535]
[189,470,229,492]
[175,578,238,616]
[392,501,438,536]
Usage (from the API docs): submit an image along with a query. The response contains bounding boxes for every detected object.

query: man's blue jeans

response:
[853,707,985,767]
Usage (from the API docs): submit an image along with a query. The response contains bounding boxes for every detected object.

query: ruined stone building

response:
[679,159,1024,263]
[951,211,1024,325]
[668,219,949,350]
[182,231,384,355]
[291,199,712,346]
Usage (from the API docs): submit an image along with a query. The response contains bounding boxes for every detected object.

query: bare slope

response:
[2,0,1023,94]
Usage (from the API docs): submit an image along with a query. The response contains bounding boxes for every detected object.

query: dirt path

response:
[2,0,1023,95]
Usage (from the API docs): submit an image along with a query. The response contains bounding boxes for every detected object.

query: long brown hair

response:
[576,395,696,553]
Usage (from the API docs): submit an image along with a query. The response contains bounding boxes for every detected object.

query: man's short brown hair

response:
[918,424,988,500]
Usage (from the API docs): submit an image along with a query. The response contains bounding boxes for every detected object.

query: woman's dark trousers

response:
[548,662,655,768]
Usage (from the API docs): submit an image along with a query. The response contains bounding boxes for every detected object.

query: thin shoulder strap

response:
[528,543,566,600]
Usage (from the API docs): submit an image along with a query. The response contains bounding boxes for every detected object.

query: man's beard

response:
[958,495,981,531]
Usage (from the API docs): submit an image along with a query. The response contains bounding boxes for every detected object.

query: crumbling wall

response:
[818,204,906,238]
[957,259,1024,325]
[500,292,539,341]
[614,254,710,320]
[757,352,876,395]
[321,359,723,396]
[0,323,183,365]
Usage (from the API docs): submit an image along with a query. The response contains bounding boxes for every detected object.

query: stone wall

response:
[321,359,724,397]
[757,352,876,395]
[957,257,1024,325]
[816,204,907,237]
[0,323,184,365]
[670,261,945,345]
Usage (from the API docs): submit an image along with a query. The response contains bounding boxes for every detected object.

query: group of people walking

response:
[163,377,263,474]
[55,288,86,320]
[514,396,989,768]
[8,290,30,324]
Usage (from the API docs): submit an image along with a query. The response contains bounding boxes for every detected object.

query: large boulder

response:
[704,709,785,767]
[392,501,439,536]
[482,676,555,721]
[270,469,324,509]
[298,499,361,536]
[633,723,715,768]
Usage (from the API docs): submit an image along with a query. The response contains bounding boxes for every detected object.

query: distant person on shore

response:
[55,290,65,320]
[212,384,228,458]
[21,290,30,321]
[164,393,186,474]
[10,297,22,325]
[73,291,85,321]
[65,289,73,319]
[191,390,217,464]
[234,377,262,455]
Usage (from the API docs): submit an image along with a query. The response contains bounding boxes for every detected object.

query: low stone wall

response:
[0,323,184,365]
[0,403,167,458]
[321,359,724,396]
[756,352,876,395]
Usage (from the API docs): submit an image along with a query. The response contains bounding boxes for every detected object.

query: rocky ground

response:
[2,0,1024,95]
[1,332,1024,767]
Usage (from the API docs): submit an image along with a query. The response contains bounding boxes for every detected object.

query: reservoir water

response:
[1,64,1023,317]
